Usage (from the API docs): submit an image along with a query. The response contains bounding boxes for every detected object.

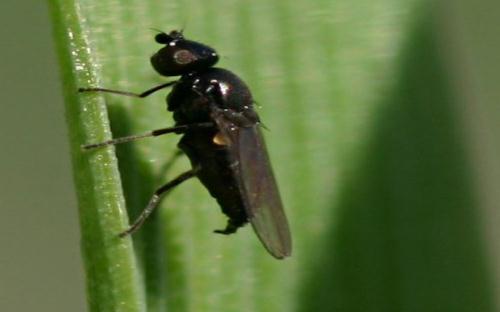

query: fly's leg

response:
[119,168,199,237]
[78,81,176,98]
[79,81,194,148]
[82,122,214,150]
[214,219,245,235]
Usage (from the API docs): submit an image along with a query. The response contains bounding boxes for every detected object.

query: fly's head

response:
[151,30,219,76]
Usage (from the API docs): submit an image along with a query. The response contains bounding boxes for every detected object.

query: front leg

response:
[79,81,176,98]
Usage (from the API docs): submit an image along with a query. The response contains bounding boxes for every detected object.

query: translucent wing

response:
[237,126,292,258]
[215,115,292,259]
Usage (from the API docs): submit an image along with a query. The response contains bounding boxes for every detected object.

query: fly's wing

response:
[215,114,292,259]
[237,126,292,258]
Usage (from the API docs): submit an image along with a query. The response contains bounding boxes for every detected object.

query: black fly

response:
[79,30,292,259]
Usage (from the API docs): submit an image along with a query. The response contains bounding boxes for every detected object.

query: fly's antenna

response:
[150,27,166,35]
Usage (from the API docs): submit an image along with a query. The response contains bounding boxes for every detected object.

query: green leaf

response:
[49,0,496,311]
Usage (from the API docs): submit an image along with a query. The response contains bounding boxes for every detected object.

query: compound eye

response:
[173,49,197,65]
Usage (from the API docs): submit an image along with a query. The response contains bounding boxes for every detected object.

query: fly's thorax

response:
[168,73,213,124]
[168,68,257,125]
[200,68,254,112]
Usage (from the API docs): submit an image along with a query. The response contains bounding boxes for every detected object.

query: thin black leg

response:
[82,122,214,150]
[78,81,176,98]
[214,219,240,235]
[119,168,199,237]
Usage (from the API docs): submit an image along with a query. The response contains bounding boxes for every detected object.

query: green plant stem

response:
[48,1,145,311]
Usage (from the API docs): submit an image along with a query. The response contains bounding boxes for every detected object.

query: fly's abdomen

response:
[178,134,248,231]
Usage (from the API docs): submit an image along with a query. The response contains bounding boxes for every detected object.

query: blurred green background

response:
[1,0,499,311]
[0,1,85,311]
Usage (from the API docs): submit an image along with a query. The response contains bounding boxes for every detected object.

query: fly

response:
[79,30,292,259]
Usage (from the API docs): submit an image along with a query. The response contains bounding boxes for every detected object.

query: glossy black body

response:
[153,31,292,258]
[170,68,255,233]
